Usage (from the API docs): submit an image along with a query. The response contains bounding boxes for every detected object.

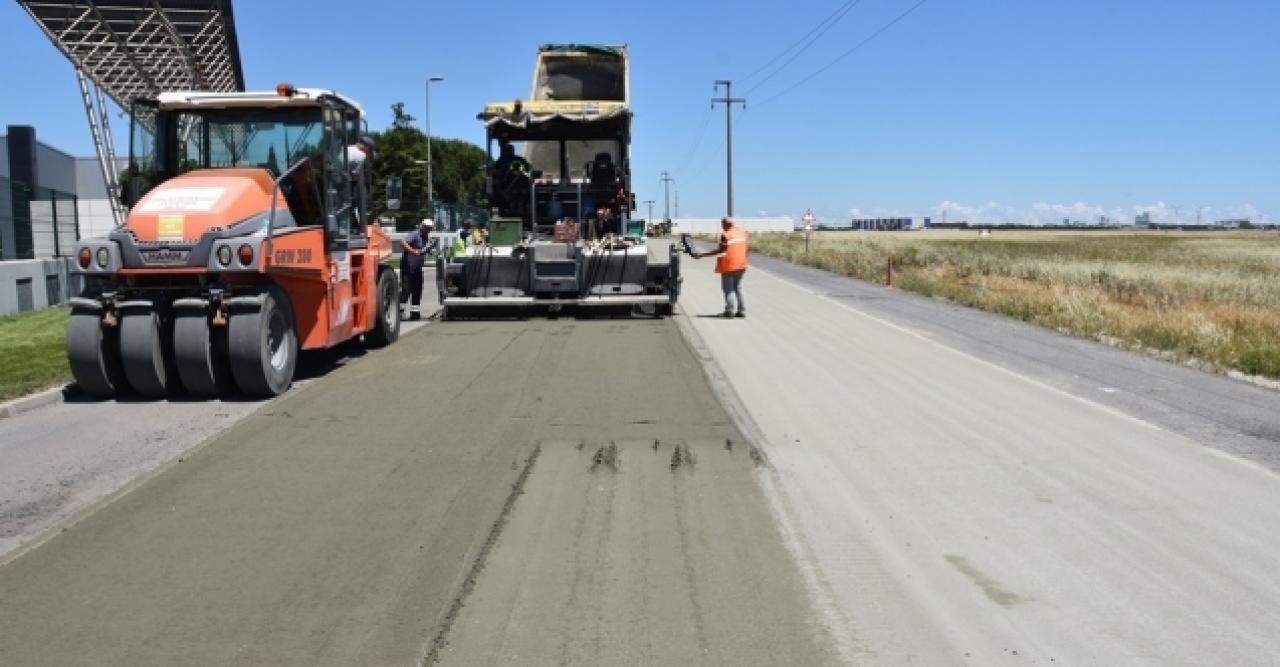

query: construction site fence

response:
[1,176,79,261]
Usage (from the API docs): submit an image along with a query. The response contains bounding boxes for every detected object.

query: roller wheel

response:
[174,310,232,397]
[67,308,127,397]
[365,268,400,347]
[228,286,297,397]
[119,303,177,398]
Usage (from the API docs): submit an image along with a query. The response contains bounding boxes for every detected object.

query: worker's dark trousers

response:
[400,263,424,312]
[720,269,746,314]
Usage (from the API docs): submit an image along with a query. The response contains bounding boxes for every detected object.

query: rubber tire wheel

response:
[174,310,232,397]
[119,304,176,398]
[228,286,297,397]
[365,268,400,347]
[67,308,127,397]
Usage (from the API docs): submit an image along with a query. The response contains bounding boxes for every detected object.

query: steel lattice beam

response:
[18,0,245,110]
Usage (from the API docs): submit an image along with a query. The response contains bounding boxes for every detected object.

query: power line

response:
[739,0,862,85]
[755,0,930,109]
[742,0,866,96]
[673,107,714,176]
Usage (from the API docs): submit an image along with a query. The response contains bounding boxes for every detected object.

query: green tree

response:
[368,102,487,224]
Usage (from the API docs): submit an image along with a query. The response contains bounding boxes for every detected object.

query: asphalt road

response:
[0,314,834,665]
[679,251,1280,664]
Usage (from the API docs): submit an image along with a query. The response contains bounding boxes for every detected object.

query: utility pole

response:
[674,191,680,219]
[660,172,674,221]
[712,80,745,217]
[644,199,655,223]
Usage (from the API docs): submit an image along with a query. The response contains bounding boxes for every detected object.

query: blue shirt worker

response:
[399,219,438,320]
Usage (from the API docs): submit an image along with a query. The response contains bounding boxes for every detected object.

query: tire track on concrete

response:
[419,443,542,665]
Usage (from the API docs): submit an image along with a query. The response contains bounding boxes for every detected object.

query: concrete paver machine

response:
[68,86,401,398]
[437,44,680,319]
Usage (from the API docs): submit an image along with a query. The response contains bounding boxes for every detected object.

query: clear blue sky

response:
[3,0,1276,224]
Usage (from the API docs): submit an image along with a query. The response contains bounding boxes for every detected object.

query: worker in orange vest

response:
[691,217,749,318]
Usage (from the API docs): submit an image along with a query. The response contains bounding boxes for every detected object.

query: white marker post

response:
[802,209,816,253]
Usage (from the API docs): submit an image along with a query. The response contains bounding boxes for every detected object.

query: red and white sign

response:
[802,208,815,236]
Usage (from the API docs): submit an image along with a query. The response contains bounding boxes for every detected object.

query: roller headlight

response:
[77,248,91,269]
[216,245,232,267]
[95,247,109,269]
[237,244,254,267]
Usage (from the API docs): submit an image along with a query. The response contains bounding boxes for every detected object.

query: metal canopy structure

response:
[20,0,245,108]
[18,0,246,227]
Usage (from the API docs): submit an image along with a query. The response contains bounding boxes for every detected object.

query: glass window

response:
[172,108,324,176]
[566,140,618,184]
[520,140,562,182]
[127,104,159,203]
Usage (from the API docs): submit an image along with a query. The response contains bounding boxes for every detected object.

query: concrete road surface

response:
[679,252,1280,664]
[0,316,835,665]
[0,319,430,559]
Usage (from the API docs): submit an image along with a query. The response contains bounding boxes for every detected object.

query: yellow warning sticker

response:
[158,215,185,241]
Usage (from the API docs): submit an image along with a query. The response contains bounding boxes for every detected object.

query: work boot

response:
[721,311,734,319]
[735,311,746,318]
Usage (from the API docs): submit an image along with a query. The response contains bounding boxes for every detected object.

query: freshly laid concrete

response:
[0,315,833,665]
[438,437,830,665]
[0,318,431,560]
[679,254,1280,664]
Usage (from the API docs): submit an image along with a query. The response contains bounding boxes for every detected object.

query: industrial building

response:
[850,216,928,230]
[1,125,120,261]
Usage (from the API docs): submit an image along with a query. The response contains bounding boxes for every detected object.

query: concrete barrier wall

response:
[0,258,82,317]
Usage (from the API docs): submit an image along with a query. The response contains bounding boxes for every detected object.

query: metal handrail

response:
[267,157,313,239]
[263,157,315,267]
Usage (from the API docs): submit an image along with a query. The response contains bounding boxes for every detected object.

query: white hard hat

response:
[420,218,434,227]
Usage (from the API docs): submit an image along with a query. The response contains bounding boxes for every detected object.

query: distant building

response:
[1135,211,1152,228]
[850,217,927,230]
[2,125,120,261]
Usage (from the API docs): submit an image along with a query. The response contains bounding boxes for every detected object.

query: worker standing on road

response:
[400,219,437,320]
[691,217,749,318]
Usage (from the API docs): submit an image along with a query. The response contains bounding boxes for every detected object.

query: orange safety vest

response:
[715,225,749,274]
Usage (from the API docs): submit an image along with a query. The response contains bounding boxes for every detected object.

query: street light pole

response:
[644,199,655,223]
[425,75,445,208]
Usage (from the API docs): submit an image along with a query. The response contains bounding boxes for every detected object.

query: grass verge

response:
[0,306,71,402]
[752,230,1280,381]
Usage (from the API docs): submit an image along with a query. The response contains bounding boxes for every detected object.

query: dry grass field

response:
[751,230,1280,380]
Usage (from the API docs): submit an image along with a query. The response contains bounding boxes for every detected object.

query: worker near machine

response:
[400,219,437,320]
[346,136,375,177]
[493,140,531,209]
[690,217,749,318]
[345,136,375,229]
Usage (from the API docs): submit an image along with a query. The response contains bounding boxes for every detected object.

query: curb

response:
[0,384,76,420]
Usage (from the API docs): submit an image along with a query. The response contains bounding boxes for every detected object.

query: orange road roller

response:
[68,85,400,398]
